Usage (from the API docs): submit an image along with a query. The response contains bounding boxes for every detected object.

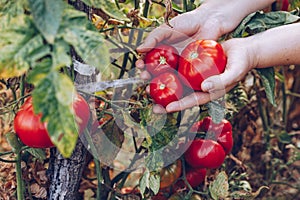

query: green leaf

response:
[28,0,64,43]
[209,171,229,200]
[27,58,52,85]
[232,10,300,38]
[145,151,164,171]
[62,27,110,71]
[32,71,78,158]
[25,148,46,161]
[52,40,71,69]
[0,0,26,22]
[6,132,23,153]
[257,68,276,106]
[149,172,160,195]
[81,0,130,22]
[278,131,292,144]
[207,101,225,124]
[139,168,150,197]
[139,169,160,196]
[0,15,42,78]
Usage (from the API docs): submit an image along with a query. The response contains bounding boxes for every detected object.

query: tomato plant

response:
[190,117,233,155]
[150,72,183,107]
[178,40,227,91]
[160,159,182,189]
[184,139,226,169]
[14,94,90,148]
[145,44,179,76]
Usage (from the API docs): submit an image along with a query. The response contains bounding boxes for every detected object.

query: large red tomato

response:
[160,159,182,189]
[14,94,90,148]
[190,117,233,155]
[150,72,183,107]
[184,139,226,169]
[178,40,227,91]
[145,44,179,76]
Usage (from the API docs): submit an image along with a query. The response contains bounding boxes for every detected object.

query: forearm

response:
[200,0,275,34]
[252,23,300,68]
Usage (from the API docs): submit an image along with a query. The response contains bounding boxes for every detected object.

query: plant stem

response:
[16,152,24,200]
[20,74,26,104]
[84,129,103,199]
[0,158,17,163]
[94,158,103,200]
[281,67,287,129]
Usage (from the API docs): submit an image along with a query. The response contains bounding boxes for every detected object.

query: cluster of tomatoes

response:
[145,39,227,107]
[13,94,90,148]
[157,116,233,199]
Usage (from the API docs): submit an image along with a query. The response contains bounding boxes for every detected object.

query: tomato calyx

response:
[159,56,167,65]
[159,83,166,90]
[190,52,198,59]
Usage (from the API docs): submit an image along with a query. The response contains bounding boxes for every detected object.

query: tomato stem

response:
[190,52,198,59]
[159,56,167,65]
[159,83,166,90]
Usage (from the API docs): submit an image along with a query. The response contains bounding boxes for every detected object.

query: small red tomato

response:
[190,117,233,155]
[178,40,227,91]
[185,167,206,188]
[184,139,226,169]
[14,94,90,148]
[150,72,183,108]
[145,44,179,76]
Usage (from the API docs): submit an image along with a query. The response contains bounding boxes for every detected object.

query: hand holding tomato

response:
[137,40,229,113]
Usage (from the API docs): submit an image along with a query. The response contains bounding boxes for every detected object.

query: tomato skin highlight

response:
[160,159,182,189]
[145,44,179,76]
[190,117,233,155]
[14,94,90,148]
[150,72,183,108]
[184,139,226,169]
[178,40,227,91]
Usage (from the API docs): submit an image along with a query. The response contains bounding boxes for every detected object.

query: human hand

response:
[138,36,257,113]
[136,0,274,113]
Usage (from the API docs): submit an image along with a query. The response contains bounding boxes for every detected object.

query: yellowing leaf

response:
[209,171,229,200]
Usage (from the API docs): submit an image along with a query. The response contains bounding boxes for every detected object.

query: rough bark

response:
[47,140,88,200]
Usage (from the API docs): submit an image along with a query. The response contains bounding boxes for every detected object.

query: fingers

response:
[137,25,173,53]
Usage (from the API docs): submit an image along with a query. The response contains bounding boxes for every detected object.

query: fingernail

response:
[202,82,214,91]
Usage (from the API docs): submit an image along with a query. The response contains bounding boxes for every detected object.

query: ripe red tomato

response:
[14,94,90,148]
[160,159,182,189]
[145,44,179,76]
[178,40,227,91]
[190,117,233,155]
[185,167,206,188]
[184,139,226,169]
[150,72,183,107]
[74,94,91,134]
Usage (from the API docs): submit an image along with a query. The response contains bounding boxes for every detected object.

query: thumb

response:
[137,26,172,53]
[201,67,243,93]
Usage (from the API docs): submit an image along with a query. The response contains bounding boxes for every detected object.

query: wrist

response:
[199,0,275,35]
